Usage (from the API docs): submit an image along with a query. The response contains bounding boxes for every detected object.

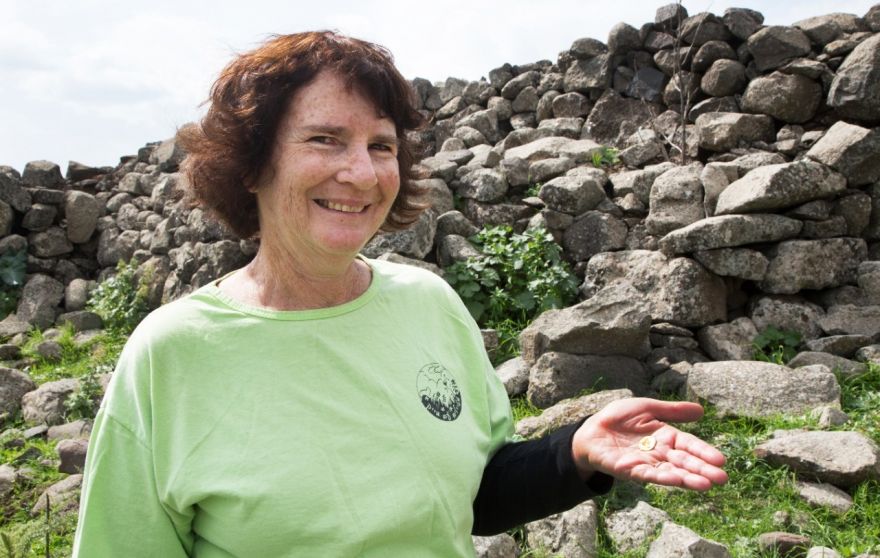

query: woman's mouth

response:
[315,199,368,213]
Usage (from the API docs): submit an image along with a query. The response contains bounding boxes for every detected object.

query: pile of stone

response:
[1,2,880,556]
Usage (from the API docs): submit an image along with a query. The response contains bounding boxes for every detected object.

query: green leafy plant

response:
[444,226,579,362]
[64,364,110,421]
[591,146,620,168]
[86,259,151,333]
[0,249,27,320]
[751,326,802,365]
[526,182,543,197]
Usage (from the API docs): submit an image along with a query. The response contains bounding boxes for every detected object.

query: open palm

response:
[572,398,728,491]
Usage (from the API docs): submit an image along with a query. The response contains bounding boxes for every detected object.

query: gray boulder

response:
[584,90,660,147]
[715,161,846,216]
[520,283,651,365]
[827,34,880,122]
[795,481,853,514]
[687,361,840,418]
[788,351,868,377]
[645,163,705,236]
[22,160,64,188]
[64,191,100,244]
[740,72,823,124]
[57,438,88,474]
[472,534,518,558]
[806,121,880,186]
[538,170,606,215]
[697,317,759,361]
[794,13,866,45]
[609,163,675,205]
[458,169,508,203]
[860,261,880,304]
[750,295,825,342]
[693,248,769,281]
[0,168,32,213]
[31,474,82,516]
[701,59,748,97]
[552,92,592,118]
[16,274,64,329]
[526,500,598,558]
[494,357,529,399]
[362,209,436,260]
[21,378,78,425]
[515,389,633,439]
[563,212,628,261]
[819,305,880,338]
[806,335,873,358]
[528,352,649,408]
[646,522,731,558]
[695,112,775,151]
[28,227,73,258]
[754,430,880,487]
[760,238,866,294]
[0,368,36,418]
[659,214,802,255]
[584,251,726,328]
[606,501,671,554]
[747,26,812,72]
[563,55,612,93]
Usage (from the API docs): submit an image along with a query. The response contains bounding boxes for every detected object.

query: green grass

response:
[0,327,127,557]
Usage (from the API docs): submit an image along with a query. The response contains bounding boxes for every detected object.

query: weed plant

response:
[444,226,579,363]
[86,259,151,333]
[591,147,620,169]
[752,326,802,365]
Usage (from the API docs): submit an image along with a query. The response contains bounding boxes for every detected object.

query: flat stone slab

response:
[754,430,880,487]
[659,214,802,255]
[686,361,840,418]
[606,501,671,553]
[646,522,731,558]
[515,389,633,439]
[795,481,853,513]
[526,500,599,558]
[528,352,649,408]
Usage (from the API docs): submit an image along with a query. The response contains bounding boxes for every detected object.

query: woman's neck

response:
[219,242,371,311]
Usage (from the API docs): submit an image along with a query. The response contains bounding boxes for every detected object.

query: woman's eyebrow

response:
[298,124,398,145]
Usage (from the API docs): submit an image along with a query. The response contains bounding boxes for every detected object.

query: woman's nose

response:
[336,144,379,189]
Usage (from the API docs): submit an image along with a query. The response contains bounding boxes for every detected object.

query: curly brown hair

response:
[177,31,426,240]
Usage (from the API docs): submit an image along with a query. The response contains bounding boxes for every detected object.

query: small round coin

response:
[638,435,657,451]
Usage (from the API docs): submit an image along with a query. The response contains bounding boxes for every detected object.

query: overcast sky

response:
[2,0,876,174]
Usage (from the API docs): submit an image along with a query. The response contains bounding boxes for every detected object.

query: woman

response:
[73,31,727,557]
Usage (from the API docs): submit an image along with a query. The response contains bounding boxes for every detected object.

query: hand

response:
[571,398,728,491]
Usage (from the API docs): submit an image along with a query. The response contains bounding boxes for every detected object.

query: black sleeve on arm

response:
[471,419,615,536]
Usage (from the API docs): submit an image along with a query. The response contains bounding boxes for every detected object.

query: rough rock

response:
[645,163,705,236]
[760,238,866,294]
[526,500,598,558]
[459,169,508,203]
[584,91,660,147]
[472,534,518,558]
[754,430,880,487]
[741,72,823,124]
[795,481,853,513]
[806,547,843,558]
[659,214,802,255]
[538,169,606,215]
[805,335,873,358]
[47,419,93,441]
[0,464,14,500]
[16,274,64,329]
[515,389,632,439]
[606,501,671,553]
[22,160,64,188]
[0,368,36,418]
[748,26,813,72]
[57,438,88,474]
[362,209,436,259]
[584,251,726,328]
[788,351,868,377]
[827,34,880,121]
[750,295,825,342]
[646,522,731,558]
[806,121,880,186]
[686,361,840,418]
[520,283,651,365]
[701,59,748,97]
[694,247,769,281]
[757,532,812,558]
[64,190,101,244]
[494,357,529,399]
[20,378,78,425]
[697,317,759,361]
[563,211,628,261]
[715,161,847,216]
[528,352,649,408]
[819,305,880,338]
[31,474,82,516]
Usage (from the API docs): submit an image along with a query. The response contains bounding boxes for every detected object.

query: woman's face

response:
[254,71,401,266]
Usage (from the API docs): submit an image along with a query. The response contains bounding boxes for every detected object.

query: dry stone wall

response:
[1,3,880,557]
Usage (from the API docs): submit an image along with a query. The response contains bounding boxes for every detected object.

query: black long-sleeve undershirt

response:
[471,420,615,536]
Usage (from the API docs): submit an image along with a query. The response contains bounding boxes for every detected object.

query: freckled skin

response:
[254,71,401,270]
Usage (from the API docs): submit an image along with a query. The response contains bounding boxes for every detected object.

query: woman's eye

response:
[370,143,395,153]
[310,136,336,145]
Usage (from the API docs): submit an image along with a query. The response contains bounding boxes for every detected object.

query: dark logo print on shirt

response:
[417,363,462,421]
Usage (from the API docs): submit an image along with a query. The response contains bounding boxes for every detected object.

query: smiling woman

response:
[71,30,727,558]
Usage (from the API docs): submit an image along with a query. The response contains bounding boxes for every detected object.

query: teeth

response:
[317,200,365,213]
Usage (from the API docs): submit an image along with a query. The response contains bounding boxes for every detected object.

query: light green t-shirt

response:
[72,258,514,557]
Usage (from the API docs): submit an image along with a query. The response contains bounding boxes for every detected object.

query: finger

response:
[636,462,721,491]
[672,430,727,467]
[664,448,729,486]
[635,399,705,424]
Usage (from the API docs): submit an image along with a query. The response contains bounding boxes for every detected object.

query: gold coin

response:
[638,435,657,451]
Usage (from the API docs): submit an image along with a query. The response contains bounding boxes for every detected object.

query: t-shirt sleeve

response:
[72,325,195,557]
[72,411,193,557]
